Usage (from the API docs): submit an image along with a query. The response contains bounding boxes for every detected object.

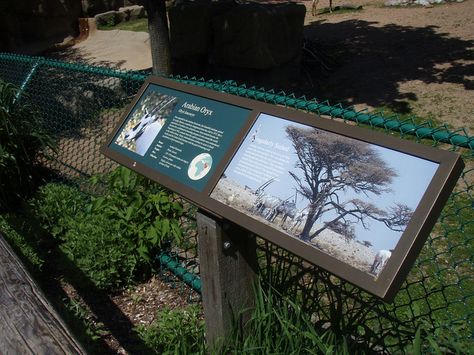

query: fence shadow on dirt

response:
[300,19,474,114]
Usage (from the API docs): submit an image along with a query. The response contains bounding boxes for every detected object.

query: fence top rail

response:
[1,52,473,151]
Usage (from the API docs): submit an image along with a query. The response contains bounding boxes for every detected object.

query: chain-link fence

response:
[1,52,472,352]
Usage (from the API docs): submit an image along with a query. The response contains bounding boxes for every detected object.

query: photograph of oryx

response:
[210,113,439,277]
[114,89,178,156]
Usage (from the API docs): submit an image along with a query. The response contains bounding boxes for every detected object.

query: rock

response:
[211,3,306,70]
[81,0,125,17]
[0,0,82,54]
[414,0,433,6]
[94,10,118,27]
[118,5,145,21]
[168,1,306,85]
[384,0,411,6]
[169,1,234,59]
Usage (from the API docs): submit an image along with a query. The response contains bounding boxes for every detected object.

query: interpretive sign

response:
[108,81,251,192]
[102,76,464,301]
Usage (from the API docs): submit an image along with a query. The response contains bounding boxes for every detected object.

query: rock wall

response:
[0,0,125,54]
[81,0,126,16]
[94,5,145,27]
[168,1,306,87]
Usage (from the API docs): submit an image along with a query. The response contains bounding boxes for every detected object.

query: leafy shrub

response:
[30,183,89,240]
[135,305,205,354]
[60,213,137,290]
[89,167,184,265]
[29,167,184,290]
[0,79,54,211]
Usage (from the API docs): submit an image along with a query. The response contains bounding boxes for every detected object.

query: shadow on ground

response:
[300,19,474,114]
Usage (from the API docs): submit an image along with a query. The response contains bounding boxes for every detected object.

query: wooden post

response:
[196,211,257,350]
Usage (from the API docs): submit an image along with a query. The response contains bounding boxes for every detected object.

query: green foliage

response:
[30,183,89,239]
[0,79,55,211]
[0,214,44,269]
[63,297,105,342]
[405,318,470,355]
[89,167,183,264]
[98,18,148,32]
[224,281,350,354]
[135,305,205,354]
[60,213,137,290]
[28,167,183,290]
[30,182,137,290]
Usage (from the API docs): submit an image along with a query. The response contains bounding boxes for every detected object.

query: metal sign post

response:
[196,212,257,350]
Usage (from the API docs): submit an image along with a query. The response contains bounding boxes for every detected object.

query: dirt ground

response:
[301,0,474,132]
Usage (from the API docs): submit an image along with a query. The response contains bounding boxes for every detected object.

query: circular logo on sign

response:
[188,153,213,180]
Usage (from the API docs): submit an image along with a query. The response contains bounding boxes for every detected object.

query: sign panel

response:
[108,82,251,192]
[102,76,464,301]
[210,113,439,277]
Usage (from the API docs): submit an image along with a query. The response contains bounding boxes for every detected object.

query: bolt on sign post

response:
[102,76,464,343]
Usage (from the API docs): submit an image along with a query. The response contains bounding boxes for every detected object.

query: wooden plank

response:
[196,212,257,350]
[0,233,86,354]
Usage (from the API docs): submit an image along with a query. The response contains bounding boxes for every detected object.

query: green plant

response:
[135,305,205,354]
[60,213,137,290]
[0,214,44,269]
[404,317,470,355]
[63,297,105,342]
[89,167,183,265]
[224,280,350,354]
[30,183,89,240]
[98,18,148,32]
[28,168,183,290]
[0,79,55,211]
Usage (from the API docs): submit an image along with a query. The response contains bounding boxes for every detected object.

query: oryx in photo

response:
[267,199,299,229]
[125,96,177,155]
[251,178,282,218]
[289,209,309,233]
[370,249,392,275]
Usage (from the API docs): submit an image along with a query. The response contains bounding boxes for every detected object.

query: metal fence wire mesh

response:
[1,53,472,352]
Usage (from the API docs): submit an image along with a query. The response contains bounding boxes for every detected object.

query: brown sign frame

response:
[102,76,464,301]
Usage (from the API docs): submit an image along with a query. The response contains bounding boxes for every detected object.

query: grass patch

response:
[0,213,45,270]
[135,305,205,354]
[98,18,148,32]
[317,6,363,15]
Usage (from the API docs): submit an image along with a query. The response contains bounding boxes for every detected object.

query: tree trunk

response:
[299,204,317,242]
[144,0,171,76]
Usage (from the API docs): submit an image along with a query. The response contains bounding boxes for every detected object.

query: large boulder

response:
[168,1,233,59]
[94,5,145,27]
[94,10,119,27]
[81,0,125,17]
[168,1,306,85]
[211,3,306,70]
[118,5,146,21]
[0,0,82,54]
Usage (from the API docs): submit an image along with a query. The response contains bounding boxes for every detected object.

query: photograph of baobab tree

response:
[210,113,439,276]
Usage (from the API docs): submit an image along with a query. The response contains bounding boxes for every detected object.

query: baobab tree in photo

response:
[285,125,413,243]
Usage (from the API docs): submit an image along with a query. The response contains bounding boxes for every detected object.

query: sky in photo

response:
[223,113,439,251]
